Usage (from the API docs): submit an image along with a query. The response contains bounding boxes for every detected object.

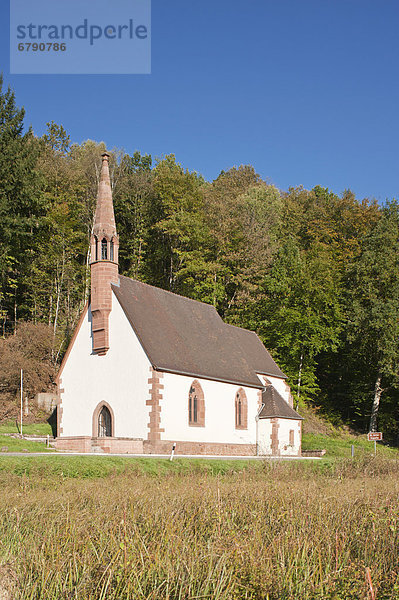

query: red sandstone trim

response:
[146,367,164,441]
[54,436,143,454]
[270,417,280,456]
[235,387,248,429]
[53,437,255,456]
[257,389,263,411]
[143,439,257,456]
[56,378,64,437]
[289,429,294,446]
[298,420,302,457]
[188,380,205,427]
[90,260,119,355]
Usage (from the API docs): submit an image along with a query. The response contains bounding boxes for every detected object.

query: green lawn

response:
[302,431,397,458]
[0,455,264,478]
[0,434,54,453]
[0,421,52,436]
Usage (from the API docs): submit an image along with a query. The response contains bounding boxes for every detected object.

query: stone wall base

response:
[54,436,143,454]
[143,440,257,456]
[54,437,257,455]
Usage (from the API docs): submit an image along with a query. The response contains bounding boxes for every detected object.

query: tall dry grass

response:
[0,459,398,599]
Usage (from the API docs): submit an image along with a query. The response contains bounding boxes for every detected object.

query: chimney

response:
[90,152,119,355]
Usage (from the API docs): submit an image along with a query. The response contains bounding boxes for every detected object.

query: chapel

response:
[55,152,303,455]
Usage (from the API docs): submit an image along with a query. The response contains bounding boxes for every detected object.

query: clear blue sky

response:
[1,0,398,202]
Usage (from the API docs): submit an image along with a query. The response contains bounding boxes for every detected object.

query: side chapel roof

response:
[112,276,286,389]
[259,385,303,420]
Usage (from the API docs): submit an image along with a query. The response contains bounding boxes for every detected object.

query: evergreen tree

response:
[0,76,43,333]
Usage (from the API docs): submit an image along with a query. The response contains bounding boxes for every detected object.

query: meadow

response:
[0,456,398,599]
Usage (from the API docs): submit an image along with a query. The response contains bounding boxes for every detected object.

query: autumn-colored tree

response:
[0,322,56,420]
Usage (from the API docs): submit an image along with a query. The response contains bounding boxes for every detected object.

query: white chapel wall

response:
[160,372,260,445]
[59,292,151,439]
[278,418,302,456]
[257,417,302,456]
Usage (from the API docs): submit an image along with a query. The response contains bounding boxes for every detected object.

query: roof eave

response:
[259,414,304,420]
[152,365,264,390]
[256,369,287,380]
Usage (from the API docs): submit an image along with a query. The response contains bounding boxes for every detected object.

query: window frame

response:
[188,380,205,427]
[235,388,248,430]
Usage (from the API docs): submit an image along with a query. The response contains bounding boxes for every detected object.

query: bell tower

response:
[90,152,119,355]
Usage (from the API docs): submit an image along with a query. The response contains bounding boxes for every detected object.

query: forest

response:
[0,77,398,441]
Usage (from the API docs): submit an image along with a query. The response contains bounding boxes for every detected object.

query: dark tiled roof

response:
[224,324,286,379]
[112,276,285,389]
[259,385,303,420]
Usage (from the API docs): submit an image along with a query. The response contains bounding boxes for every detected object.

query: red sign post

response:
[368,432,382,456]
[367,432,382,441]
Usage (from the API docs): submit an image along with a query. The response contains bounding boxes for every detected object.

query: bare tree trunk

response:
[369,373,382,432]
[52,249,65,362]
[48,294,53,327]
[296,351,304,411]
[13,297,17,335]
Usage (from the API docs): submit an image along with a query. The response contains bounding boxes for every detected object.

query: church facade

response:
[55,153,303,456]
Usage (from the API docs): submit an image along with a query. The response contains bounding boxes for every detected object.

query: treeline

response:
[0,78,398,439]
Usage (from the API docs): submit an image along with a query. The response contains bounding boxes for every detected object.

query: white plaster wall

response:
[257,419,272,455]
[160,372,260,445]
[59,292,151,438]
[278,418,302,456]
[258,418,302,456]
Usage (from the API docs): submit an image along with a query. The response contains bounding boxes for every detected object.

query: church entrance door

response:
[98,405,112,437]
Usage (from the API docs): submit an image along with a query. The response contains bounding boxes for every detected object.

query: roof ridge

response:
[117,275,222,313]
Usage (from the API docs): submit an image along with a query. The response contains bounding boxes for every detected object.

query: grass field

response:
[0,422,53,436]
[0,421,54,453]
[0,456,398,599]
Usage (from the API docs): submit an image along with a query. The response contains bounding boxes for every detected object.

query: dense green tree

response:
[256,239,343,406]
[144,155,213,299]
[345,201,399,432]
[113,151,153,279]
[0,76,43,333]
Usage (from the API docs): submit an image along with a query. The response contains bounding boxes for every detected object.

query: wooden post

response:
[24,395,29,417]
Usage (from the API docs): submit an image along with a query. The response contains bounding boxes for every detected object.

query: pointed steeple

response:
[92,152,117,239]
[90,152,119,356]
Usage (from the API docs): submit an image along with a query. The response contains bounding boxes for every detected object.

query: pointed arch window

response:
[235,388,248,429]
[188,380,205,427]
[101,238,108,260]
[110,239,114,261]
[94,235,99,261]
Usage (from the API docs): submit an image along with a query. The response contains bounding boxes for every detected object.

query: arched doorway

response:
[92,402,114,438]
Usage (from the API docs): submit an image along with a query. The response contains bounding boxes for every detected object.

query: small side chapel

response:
[55,152,303,456]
